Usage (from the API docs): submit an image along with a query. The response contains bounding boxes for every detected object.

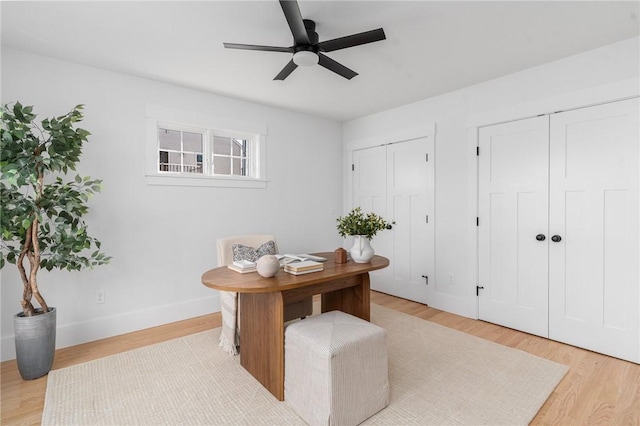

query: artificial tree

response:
[1,102,110,317]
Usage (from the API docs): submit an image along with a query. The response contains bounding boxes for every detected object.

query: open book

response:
[276,254,327,265]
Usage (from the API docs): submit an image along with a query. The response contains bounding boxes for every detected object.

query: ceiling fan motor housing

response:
[223,0,386,80]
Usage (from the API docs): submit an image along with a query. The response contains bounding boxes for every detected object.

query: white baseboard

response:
[1,294,220,362]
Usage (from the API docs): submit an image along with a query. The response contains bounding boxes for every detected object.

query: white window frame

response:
[145,104,267,188]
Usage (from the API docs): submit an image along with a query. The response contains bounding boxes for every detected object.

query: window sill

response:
[145,173,267,189]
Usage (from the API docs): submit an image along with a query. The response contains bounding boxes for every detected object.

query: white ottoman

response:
[285,310,389,426]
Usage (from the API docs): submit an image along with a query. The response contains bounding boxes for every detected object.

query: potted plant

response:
[336,207,393,263]
[0,102,110,380]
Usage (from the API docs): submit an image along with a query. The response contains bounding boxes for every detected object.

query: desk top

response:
[201,252,389,293]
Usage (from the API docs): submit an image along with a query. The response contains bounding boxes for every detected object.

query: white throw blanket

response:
[219,291,239,355]
[217,240,277,356]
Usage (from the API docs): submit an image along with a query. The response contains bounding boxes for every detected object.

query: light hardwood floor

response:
[2,291,639,425]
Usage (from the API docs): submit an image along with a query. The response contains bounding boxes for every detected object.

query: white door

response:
[352,138,434,304]
[548,98,639,362]
[352,145,387,215]
[478,116,550,337]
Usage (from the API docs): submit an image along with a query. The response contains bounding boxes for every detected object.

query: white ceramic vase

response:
[256,254,280,277]
[350,235,375,263]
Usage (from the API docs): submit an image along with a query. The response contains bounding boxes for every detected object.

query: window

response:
[158,129,203,174]
[212,136,247,176]
[146,105,267,188]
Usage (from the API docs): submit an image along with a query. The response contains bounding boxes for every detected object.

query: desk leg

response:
[239,292,285,401]
[321,272,371,321]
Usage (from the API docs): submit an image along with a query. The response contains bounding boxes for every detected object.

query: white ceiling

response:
[2,1,638,122]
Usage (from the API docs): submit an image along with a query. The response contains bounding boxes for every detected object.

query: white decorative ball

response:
[256,255,280,278]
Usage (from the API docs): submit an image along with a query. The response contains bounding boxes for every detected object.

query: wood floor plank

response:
[2,291,639,425]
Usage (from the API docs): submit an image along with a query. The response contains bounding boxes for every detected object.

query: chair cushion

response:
[231,240,276,262]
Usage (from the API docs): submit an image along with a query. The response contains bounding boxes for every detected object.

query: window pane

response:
[214,156,231,175]
[159,151,169,172]
[232,139,245,157]
[183,132,202,153]
[183,152,197,166]
[214,136,231,155]
[159,128,181,150]
[232,158,242,176]
[167,151,181,172]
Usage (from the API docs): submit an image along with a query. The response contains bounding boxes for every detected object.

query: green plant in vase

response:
[1,101,111,379]
[336,207,393,263]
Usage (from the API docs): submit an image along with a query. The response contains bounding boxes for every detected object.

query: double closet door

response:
[478,98,639,363]
[351,137,434,305]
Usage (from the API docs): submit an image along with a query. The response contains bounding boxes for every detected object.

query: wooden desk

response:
[201,253,389,400]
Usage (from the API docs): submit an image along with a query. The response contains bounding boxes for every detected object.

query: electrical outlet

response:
[96,290,105,304]
[448,273,455,285]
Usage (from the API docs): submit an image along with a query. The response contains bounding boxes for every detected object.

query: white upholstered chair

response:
[216,234,313,354]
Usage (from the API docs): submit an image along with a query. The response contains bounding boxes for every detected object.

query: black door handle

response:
[551,235,562,242]
[536,234,546,241]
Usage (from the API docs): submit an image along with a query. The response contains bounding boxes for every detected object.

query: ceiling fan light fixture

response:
[293,50,319,67]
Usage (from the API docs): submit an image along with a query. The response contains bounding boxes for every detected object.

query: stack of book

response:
[227,259,256,274]
[284,260,324,275]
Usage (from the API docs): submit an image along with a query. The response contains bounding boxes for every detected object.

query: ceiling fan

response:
[223,0,386,81]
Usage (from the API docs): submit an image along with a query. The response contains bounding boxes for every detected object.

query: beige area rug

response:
[42,305,568,425]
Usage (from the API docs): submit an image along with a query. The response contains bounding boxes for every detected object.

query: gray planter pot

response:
[14,307,56,380]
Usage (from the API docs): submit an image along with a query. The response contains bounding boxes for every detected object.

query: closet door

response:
[381,139,433,304]
[352,138,434,305]
[549,98,639,362]
[478,116,550,337]
[352,145,387,215]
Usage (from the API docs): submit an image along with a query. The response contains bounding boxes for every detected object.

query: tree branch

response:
[29,171,49,314]
[17,223,36,316]
[29,212,48,314]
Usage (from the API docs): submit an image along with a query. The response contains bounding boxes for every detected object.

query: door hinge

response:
[426,215,429,223]
[421,275,429,285]
[351,164,354,171]
[476,285,484,296]
[476,217,479,226]
[476,146,480,156]
[425,153,429,162]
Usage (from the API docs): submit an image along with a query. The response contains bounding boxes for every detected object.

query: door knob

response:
[551,235,562,242]
[535,234,546,241]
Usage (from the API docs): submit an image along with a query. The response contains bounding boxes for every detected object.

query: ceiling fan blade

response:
[318,53,357,80]
[223,43,292,53]
[279,0,310,45]
[274,59,298,80]
[317,28,386,52]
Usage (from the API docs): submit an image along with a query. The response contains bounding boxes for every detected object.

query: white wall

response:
[343,37,640,318]
[1,48,344,361]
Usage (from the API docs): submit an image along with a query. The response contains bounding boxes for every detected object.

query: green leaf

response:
[0,101,110,281]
